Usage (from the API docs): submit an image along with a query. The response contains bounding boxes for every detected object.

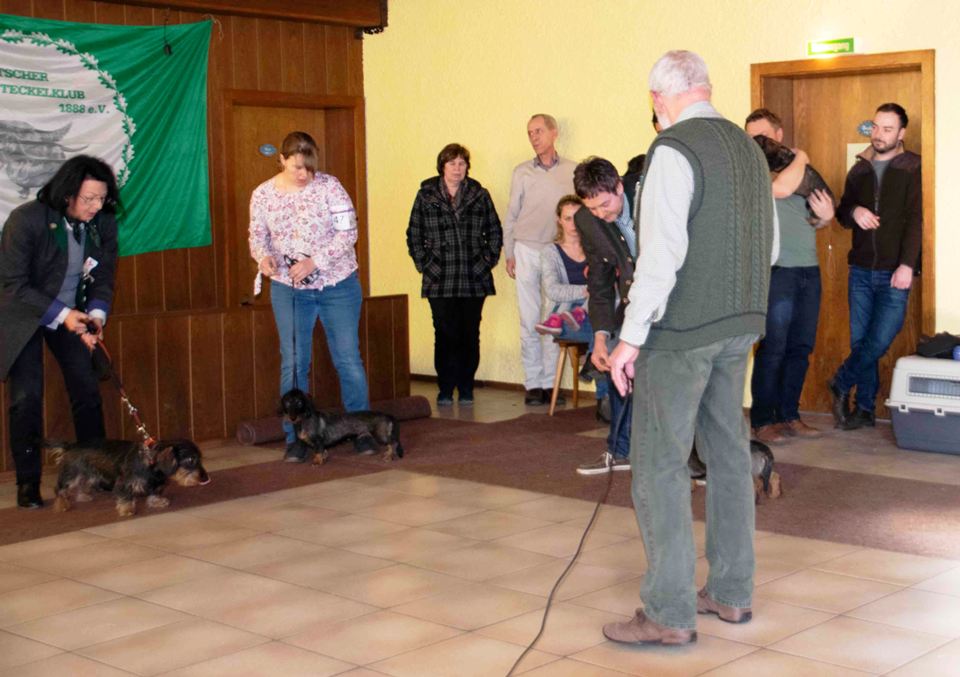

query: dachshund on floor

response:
[688,439,782,503]
[279,389,404,465]
[50,439,210,516]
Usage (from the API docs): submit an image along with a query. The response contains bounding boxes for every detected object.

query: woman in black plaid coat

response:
[406,143,502,407]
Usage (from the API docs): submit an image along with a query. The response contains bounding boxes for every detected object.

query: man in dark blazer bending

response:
[572,156,641,476]
[0,155,119,508]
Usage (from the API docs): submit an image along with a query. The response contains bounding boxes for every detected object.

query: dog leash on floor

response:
[505,393,632,677]
[92,339,158,448]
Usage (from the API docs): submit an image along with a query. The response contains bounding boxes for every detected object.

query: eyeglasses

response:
[78,194,108,206]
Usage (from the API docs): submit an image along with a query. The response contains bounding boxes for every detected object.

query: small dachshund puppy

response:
[279,389,404,465]
[752,134,834,206]
[50,439,210,517]
[688,439,782,503]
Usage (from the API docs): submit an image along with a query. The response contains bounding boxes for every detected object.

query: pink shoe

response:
[535,314,564,335]
[561,306,587,331]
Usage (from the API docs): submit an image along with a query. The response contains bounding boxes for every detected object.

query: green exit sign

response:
[807,37,856,56]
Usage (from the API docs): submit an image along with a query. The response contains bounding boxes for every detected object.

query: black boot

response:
[17,482,43,509]
[827,379,851,427]
[842,408,876,430]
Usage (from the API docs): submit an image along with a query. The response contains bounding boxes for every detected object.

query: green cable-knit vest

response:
[642,117,773,350]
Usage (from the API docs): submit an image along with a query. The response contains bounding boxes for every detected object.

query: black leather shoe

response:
[596,395,611,423]
[827,379,851,426]
[17,483,43,509]
[543,389,565,406]
[524,388,544,405]
[842,408,876,430]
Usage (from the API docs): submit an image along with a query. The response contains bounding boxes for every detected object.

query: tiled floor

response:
[0,384,959,675]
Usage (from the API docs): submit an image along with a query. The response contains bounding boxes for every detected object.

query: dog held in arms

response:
[50,439,210,516]
[279,389,404,465]
[688,440,782,503]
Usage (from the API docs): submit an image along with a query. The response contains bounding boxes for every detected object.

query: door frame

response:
[751,49,935,333]
[221,90,369,307]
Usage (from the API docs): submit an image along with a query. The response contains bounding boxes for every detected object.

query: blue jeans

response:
[833,266,910,412]
[548,300,609,400]
[631,334,757,630]
[750,266,821,427]
[271,272,369,443]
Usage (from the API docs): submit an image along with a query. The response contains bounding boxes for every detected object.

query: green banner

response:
[0,14,211,255]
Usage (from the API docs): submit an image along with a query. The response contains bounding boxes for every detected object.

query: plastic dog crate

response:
[886,355,960,455]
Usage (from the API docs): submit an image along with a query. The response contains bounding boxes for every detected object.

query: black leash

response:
[505,392,631,676]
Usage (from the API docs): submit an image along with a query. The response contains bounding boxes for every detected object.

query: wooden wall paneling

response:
[189,313,225,439]
[303,22,328,94]
[0,1,34,17]
[760,77,794,146]
[252,304,280,418]
[230,15,260,89]
[256,19,284,91]
[392,296,410,398]
[65,0,97,22]
[323,25,350,96]
[32,0,64,19]
[363,296,396,402]
[100,0,384,27]
[222,308,255,435]
[116,316,158,440]
[347,29,363,97]
[279,19,306,93]
[156,314,192,437]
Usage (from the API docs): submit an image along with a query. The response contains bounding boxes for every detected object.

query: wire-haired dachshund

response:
[279,388,404,465]
[752,134,834,211]
[688,439,782,503]
[50,439,210,516]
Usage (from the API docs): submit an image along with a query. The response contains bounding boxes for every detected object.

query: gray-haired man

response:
[503,114,576,405]
[605,50,778,645]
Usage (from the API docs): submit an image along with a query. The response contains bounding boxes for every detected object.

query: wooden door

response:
[753,51,935,419]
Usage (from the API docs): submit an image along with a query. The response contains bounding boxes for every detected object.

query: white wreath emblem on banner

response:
[0,30,135,226]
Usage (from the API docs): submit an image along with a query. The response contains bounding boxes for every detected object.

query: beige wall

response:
[365,0,960,387]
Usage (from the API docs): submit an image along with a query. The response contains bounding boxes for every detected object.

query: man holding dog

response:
[0,155,119,509]
[829,103,921,430]
[604,50,777,645]
[745,109,835,445]
[503,114,576,405]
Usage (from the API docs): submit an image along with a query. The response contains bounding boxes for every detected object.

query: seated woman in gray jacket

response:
[536,195,608,408]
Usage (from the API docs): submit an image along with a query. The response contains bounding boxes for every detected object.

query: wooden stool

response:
[549,339,589,415]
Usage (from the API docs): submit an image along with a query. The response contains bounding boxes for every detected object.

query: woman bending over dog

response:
[0,155,119,510]
[249,131,370,462]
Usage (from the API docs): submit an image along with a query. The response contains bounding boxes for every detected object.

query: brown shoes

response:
[752,423,786,445]
[696,588,752,624]
[780,418,822,438]
[603,609,697,645]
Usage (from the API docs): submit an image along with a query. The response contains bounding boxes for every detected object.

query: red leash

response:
[93,340,158,448]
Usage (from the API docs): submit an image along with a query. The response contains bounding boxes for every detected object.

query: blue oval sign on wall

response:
[259,143,277,157]
[858,121,874,137]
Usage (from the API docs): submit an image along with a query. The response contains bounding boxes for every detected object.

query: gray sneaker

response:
[577,452,630,475]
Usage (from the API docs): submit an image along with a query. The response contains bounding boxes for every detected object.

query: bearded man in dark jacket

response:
[828,102,921,430]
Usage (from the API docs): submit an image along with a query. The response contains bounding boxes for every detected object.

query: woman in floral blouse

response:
[249,131,369,461]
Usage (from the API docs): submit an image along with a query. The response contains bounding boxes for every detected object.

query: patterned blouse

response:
[249,172,358,291]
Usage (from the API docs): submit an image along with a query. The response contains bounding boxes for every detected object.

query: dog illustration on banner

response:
[0,120,82,197]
